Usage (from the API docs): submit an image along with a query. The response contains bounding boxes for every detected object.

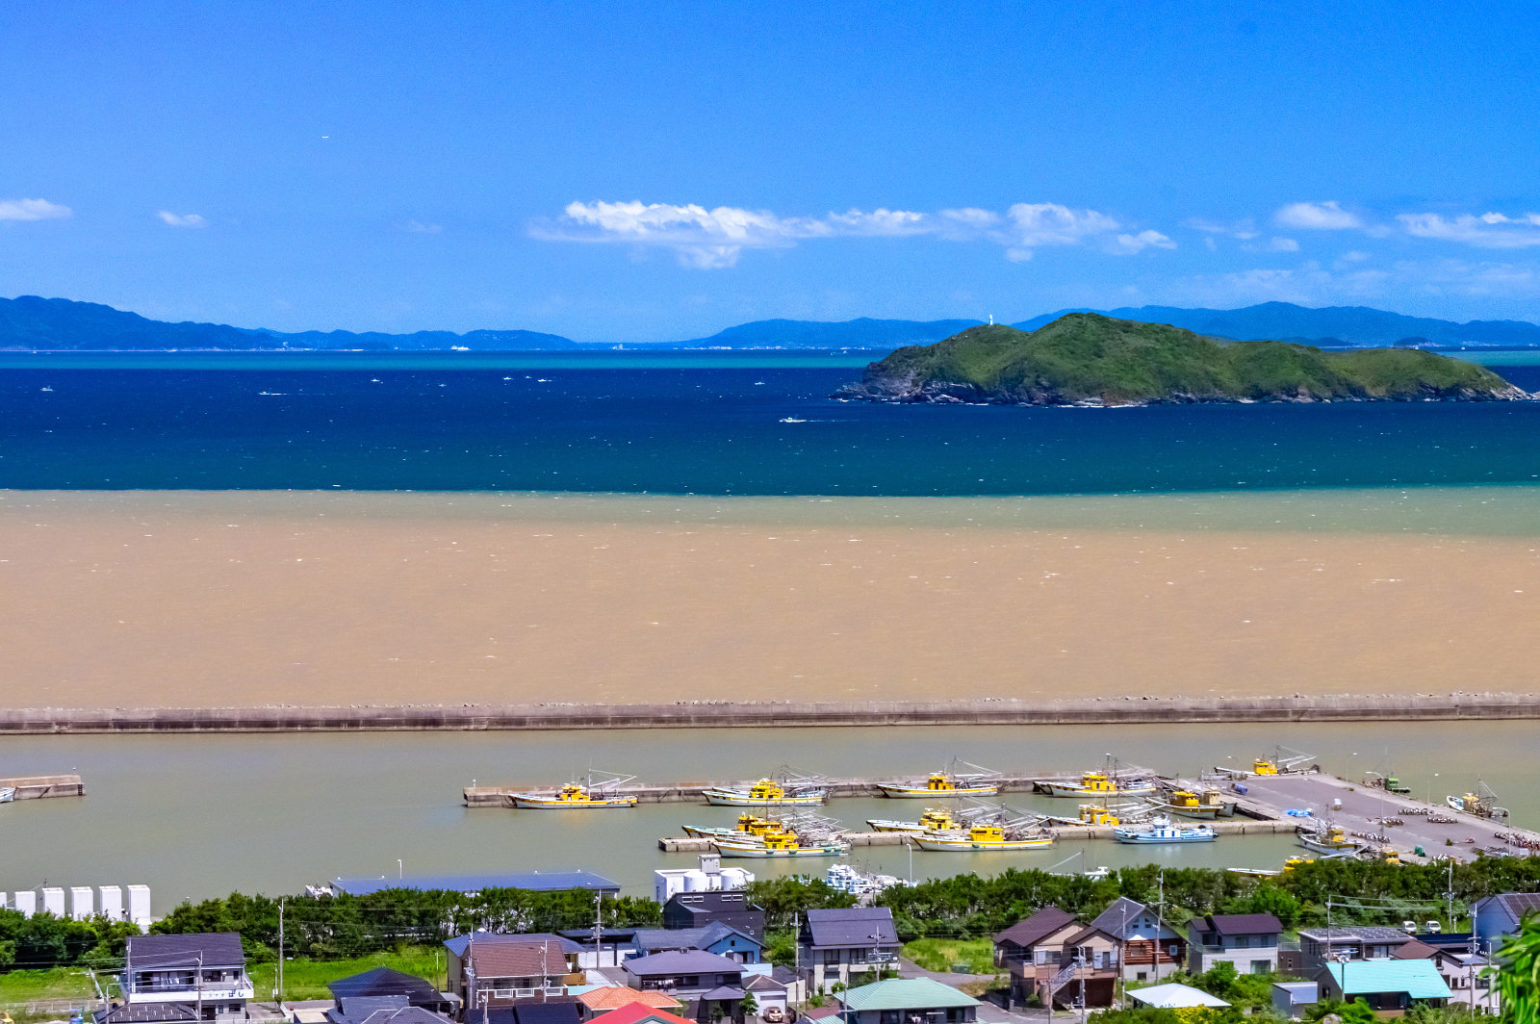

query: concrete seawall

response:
[0,693,1536,734]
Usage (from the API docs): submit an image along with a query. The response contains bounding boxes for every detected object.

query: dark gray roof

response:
[745,974,788,993]
[507,1001,583,1024]
[353,1009,451,1024]
[1489,893,1540,921]
[803,908,899,948]
[634,922,759,953]
[1200,914,1282,936]
[699,986,745,1001]
[329,967,446,1005]
[994,907,1078,949]
[1088,898,1152,940]
[625,950,744,976]
[127,932,245,969]
[96,1004,199,1024]
[1300,926,1414,943]
[444,932,581,957]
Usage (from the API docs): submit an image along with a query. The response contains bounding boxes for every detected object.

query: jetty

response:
[0,774,85,800]
[657,818,1299,852]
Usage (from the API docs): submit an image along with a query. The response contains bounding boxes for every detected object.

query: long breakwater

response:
[1,692,1537,734]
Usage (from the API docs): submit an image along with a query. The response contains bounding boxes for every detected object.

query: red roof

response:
[592,1004,698,1024]
[580,989,682,1012]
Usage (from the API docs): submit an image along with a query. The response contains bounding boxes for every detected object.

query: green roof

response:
[839,979,980,1013]
[1324,960,1452,1000]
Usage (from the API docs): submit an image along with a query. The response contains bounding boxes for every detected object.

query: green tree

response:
[1495,911,1540,1024]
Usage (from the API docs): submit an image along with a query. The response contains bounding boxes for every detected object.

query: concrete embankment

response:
[0,774,85,798]
[0,693,1536,734]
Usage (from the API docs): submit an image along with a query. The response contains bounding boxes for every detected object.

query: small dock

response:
[0,774,85,800]
[1206,771,1540,863]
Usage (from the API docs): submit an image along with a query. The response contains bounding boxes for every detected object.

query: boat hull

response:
[703,790,827,806]
[876,784,1000,798]
[510,794,637,809]
[866,819,928,834]
[1299,837,1362,854]
[711,842,848,859]
[1161,804,1225,819]
[1113,829,1216,844]
[912,836,1055,852]
[1042,783,1155,798]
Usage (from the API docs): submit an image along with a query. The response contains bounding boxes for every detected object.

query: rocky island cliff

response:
[835,313,1531,406]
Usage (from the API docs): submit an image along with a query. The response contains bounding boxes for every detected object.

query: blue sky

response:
[4,2,1540,341]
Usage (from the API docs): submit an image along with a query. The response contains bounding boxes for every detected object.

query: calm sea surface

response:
[2,352,1539,493]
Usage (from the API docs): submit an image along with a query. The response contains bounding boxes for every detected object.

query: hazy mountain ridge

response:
[4,294,1540,351]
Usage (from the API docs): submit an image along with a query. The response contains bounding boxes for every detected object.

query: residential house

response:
[1272,981,1319,1019]
[797,908,901,991]
[113,933,254,1023]
[836,978,980,1024]
[741,970,798,1018]
[632,923,764,964]
[1128,984,1230,1010]
[1088,897,1185,983]
[444,935,583,1011]
[329,998,452,1024]
[621,950,746,1024]
[990,908,1118,1010]
[1185,913,1283,975]
[460,942,574,1018]
[662,892,765,942]
[1314,959,1452,1014]
[479,1001,585,1024]
[580,1005,697,1024]
[577,989,683,1018]
[1428,949,1499,1015]
[1473,892,1540,949]
[1298,928,1415,970]
[327,968,455,1018]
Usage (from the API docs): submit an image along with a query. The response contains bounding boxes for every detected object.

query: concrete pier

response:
[0,774,85,799]
[466,773,1069,808]
[658,818,1300,852]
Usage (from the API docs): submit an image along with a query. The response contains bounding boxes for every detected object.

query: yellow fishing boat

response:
[912,822,1055,852]
[1079,804,1120,826]
[866,807,960,834]
[682,813,782,840]
[711,827,849,859]
[1160,788,1232,819]
[1298,823,1363,854]
[702,777,828,806]
[876,768,1000,799]
[1039,771,1155,799]
[511,780,638,809]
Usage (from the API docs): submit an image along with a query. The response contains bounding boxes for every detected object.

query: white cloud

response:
[0,197,71,222]
[1274,200,1363,230]
[404,219,443,234]
[1268,237,1300,252]
[1112,229,1176,254]
[1397,211,1540,249]
[534,198,1166,267]
[1184,217,1258,240]
[157,210,207,228]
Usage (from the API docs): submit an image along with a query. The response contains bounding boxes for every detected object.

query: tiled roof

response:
[468,942,569,978]
[579,988,680,1011]
[328,967,444,1004]
[994,907,1078,949]
[1493,893,1540,920]
[624,950,743,976]
[1299,926,1413,943]
[445,932,581,957]
[127,933,246,969]
[1129,983,1230,1009]
[1202,913,1282,936]
[838,979,979,1012]
[803,908,899,948]
[587,1003,697,1024]
[1089,898,1151,940]
[1321,959,1452,1000]
[1392,939,1440,960]
[96,1004,200,1024]
[354,1008,451,1024]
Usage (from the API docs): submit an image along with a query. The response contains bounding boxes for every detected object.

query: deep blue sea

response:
[3,351,1540,494]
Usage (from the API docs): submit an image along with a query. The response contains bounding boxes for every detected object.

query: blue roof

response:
[1322,960,1452,1000]
[334,871,619,896]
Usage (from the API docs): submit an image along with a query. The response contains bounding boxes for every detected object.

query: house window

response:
[824,951,842,966]
[1250,961,1270,975]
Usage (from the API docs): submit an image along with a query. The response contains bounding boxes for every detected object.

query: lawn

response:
[248,947,449,1001]
[900,938,998,975]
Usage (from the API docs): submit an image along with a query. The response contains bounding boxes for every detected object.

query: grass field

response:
[900,938,998,975]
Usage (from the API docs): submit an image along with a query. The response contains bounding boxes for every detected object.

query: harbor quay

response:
[0,773,85,799]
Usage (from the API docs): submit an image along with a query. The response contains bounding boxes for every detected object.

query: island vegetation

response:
[836,313,1531,406]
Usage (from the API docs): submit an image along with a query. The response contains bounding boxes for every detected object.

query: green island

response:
[835,313,1531,406]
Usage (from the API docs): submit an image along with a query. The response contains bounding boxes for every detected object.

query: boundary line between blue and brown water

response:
[1,694,1537,733]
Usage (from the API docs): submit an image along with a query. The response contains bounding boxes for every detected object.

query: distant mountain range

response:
[5,294,1540,351]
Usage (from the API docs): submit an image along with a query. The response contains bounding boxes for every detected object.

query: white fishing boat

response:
[876,760,1002,798]
[1297,823,1363,854]
[702,777,828,806]
[0,786,15,804]
[510,770,639,809]
[1039,770,1156,799]
[1113,815,1217,844]
[866,808,961,834]
[711,828,848,859]
[912,822,1055,852]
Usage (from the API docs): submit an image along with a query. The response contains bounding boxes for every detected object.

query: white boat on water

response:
[711,829,848,859]
[702,777,828,806]
[509,770,639,809]
[866,808,961,835]
[1297,824,1364,854]
[1039,770,1156,799]
[912,823,1055,852]
[0,786,15,803]
[1113,816,1217,844]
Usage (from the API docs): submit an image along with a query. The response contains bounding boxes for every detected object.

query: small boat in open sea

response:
[913,822,1055,852]
[703,776,828,806]
[1113,816,1216,844]
[510,771,638,809]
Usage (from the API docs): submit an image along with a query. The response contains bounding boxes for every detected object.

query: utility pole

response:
[593,891,604,967]
[1152,873,1167,983]
[278,897,285,1006]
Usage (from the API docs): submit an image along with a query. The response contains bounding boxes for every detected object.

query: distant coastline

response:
[3,694,1539,733]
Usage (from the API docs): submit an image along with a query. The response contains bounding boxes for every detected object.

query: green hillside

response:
[838,313,1528,405]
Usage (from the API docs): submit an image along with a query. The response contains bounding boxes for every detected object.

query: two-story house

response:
[631,923,764,964]
[1297,928,1415,970]
[622,950,746,1024]
[1314,959,1452,1014]
[797,908,900,991]
[662,892,765,942]
[1185,913,1283,975]
[990,907,1119,1010]
[1089,897,1185,983]
[461,942,573,1017]
[111,933,253,1024]
[444,935,582,1013]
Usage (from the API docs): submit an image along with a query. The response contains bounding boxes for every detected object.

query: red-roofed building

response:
[587,1004,697,1024]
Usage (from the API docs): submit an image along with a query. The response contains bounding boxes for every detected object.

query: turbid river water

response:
[2,721,1533,915]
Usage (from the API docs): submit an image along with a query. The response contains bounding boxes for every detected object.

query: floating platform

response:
[0,774,85,799]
